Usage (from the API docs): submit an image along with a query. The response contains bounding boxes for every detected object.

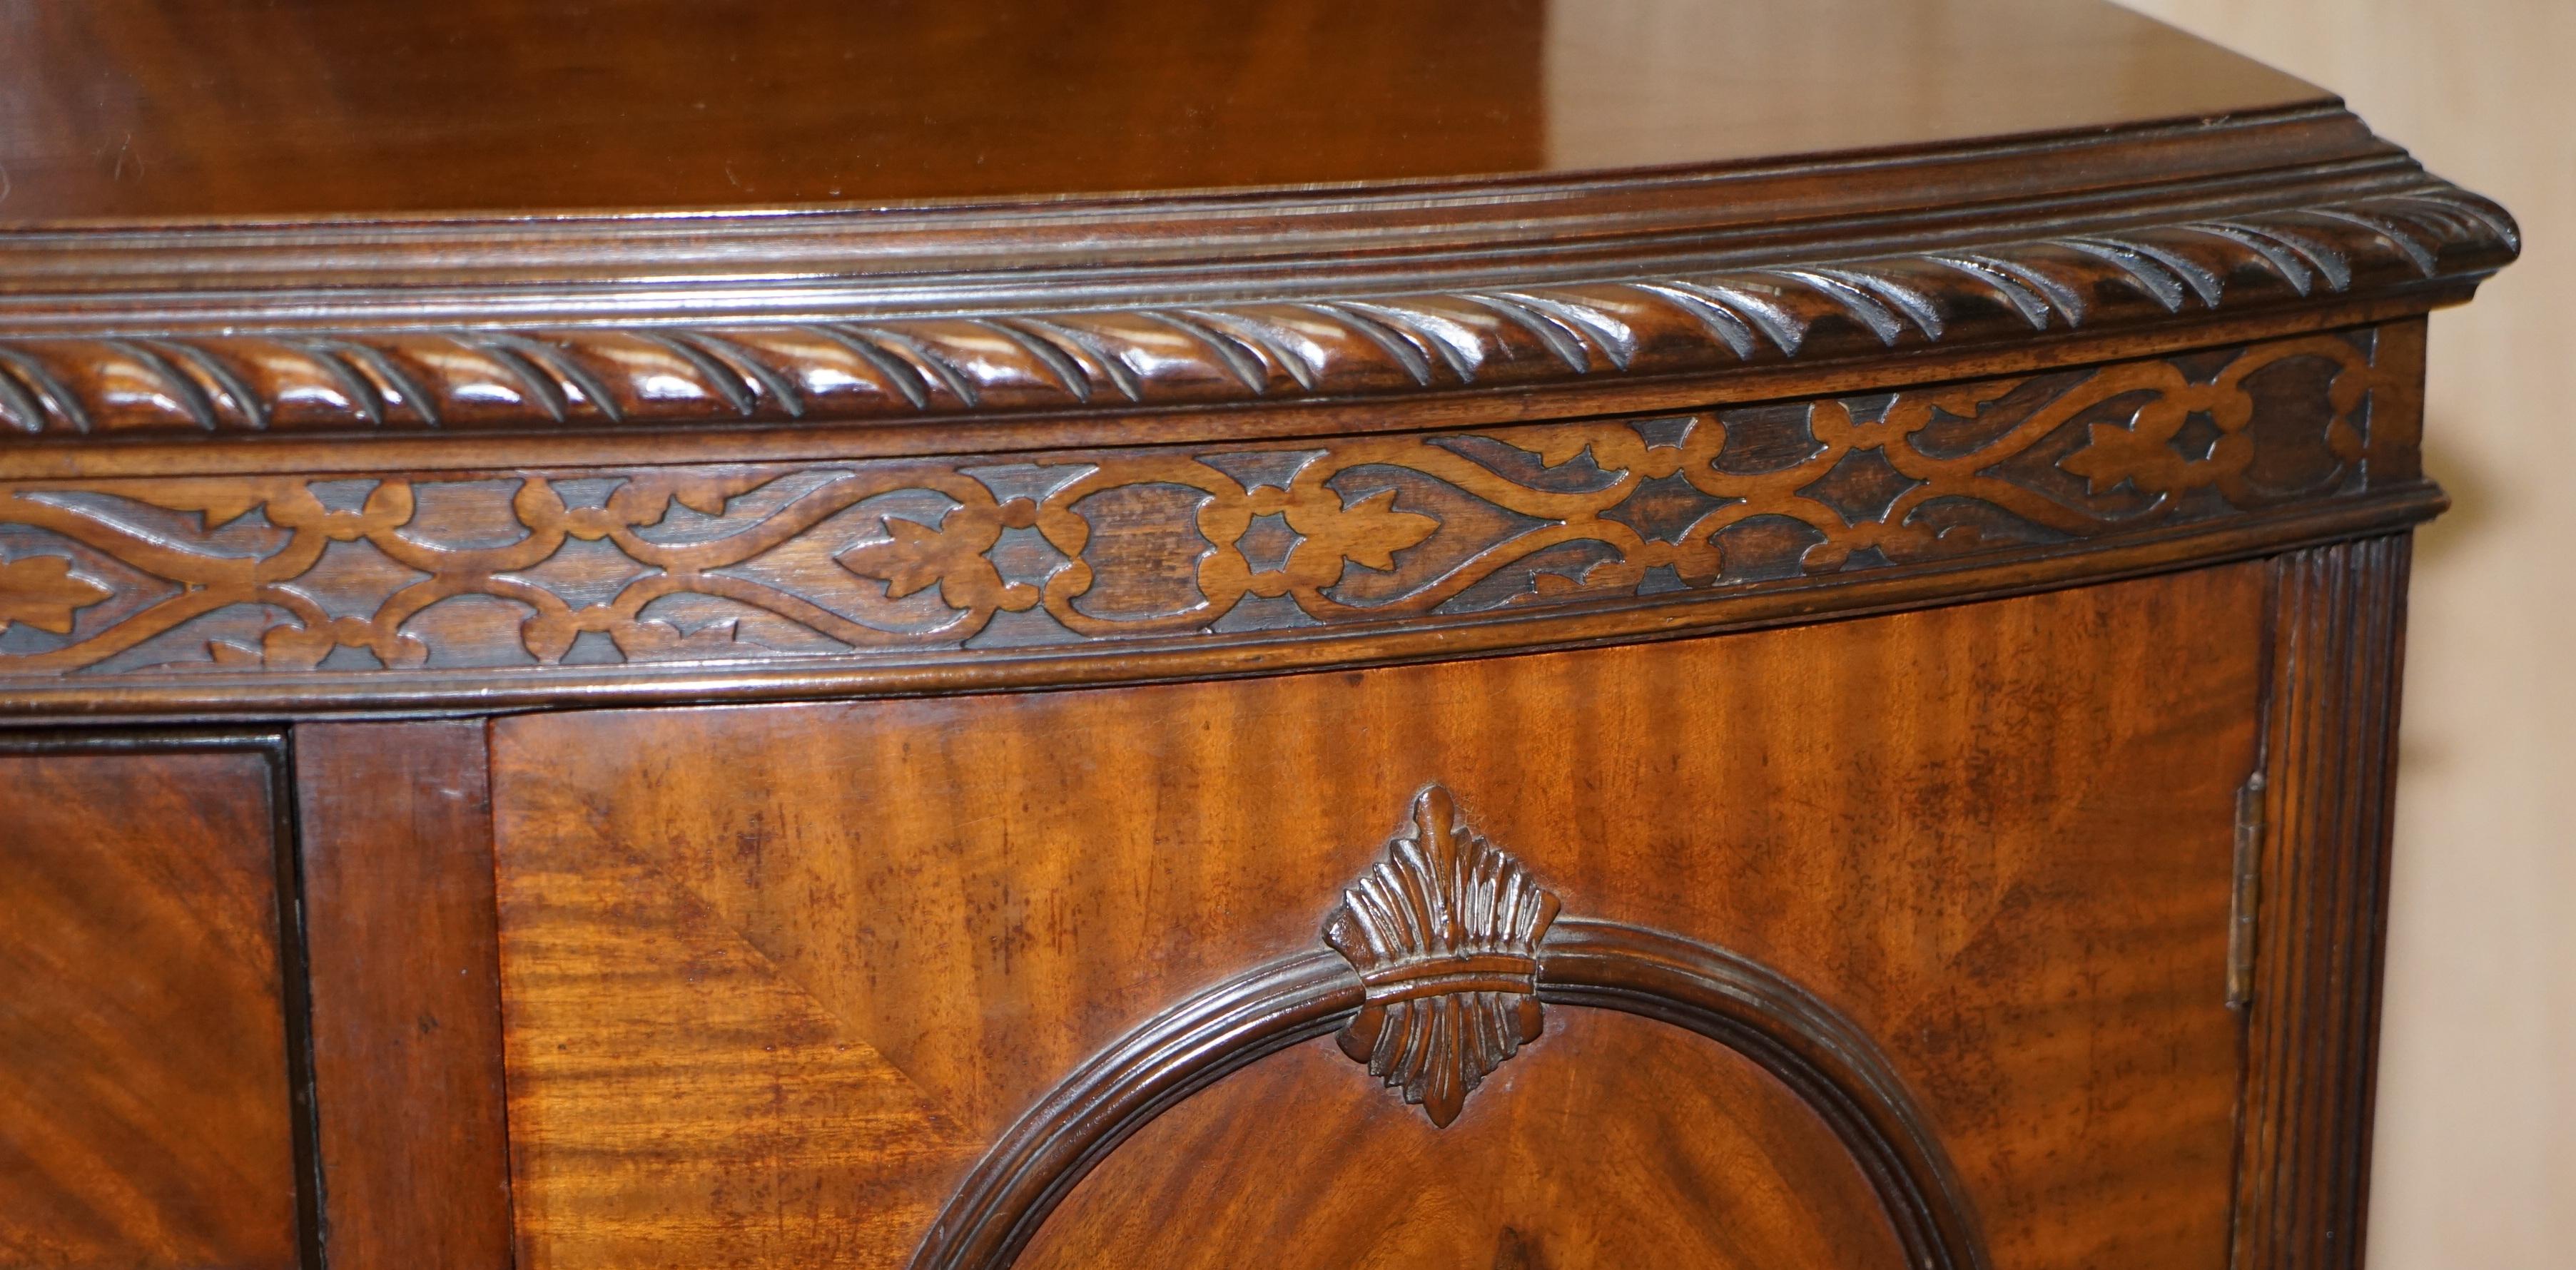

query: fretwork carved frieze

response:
[0,332,2415,686]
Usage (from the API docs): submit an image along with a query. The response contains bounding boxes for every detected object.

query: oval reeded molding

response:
[0,184,2510,441]
[909,786,1987,1270]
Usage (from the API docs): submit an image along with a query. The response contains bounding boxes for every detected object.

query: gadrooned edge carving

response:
[906,811,1990,1270]
[0,186,2512,439]
[1322,786,1560,1127]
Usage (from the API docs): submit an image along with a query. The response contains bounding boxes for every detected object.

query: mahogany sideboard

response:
[0,2,2520,1268]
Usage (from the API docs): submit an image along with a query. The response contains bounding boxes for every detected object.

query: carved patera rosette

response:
[1323,786,1561,1126]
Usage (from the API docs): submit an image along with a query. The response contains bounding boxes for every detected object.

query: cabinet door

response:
[489,566,2263,1270]
[0,738,304,1270]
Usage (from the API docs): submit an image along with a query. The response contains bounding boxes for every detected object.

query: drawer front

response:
[0,741,303,1270]
[488,563,2264,1270]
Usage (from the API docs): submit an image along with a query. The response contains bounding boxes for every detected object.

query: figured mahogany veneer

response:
[490,569,2256,1270]
[1012,1010,1914,1270]
[0,736,306,1270]
[0,3,2517,1269]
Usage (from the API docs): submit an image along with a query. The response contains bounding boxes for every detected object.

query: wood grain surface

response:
[0,0,2318,220]
[490,564,2263,1269]
[297,721,515,1270]
[2227,537,2412,1270]
[1013,1010,1908,1269]
[0,743,300,1269]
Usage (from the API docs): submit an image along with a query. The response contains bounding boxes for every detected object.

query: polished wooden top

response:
[0,0,2512,487]
[0,0,2325,223]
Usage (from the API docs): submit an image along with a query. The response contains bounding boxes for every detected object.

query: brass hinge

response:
[2226,772,2266,1010]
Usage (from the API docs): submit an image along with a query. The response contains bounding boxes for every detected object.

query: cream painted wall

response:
[2114,3,2576,1267]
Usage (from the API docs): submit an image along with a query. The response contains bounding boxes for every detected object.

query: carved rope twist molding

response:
[0,333,2415,681]
[0,188,2507,438]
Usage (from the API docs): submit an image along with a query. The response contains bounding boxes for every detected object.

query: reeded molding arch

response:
[908,788,1989,1270]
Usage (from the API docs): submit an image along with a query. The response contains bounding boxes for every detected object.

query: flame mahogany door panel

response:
[488,564,2266,1270]
[0,736,307,1270]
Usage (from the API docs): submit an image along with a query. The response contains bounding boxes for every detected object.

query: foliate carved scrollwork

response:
[0,332,2415,685]
[0,188,2508,440]
[1322,786,1559,1127]
[0,554,109,636]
